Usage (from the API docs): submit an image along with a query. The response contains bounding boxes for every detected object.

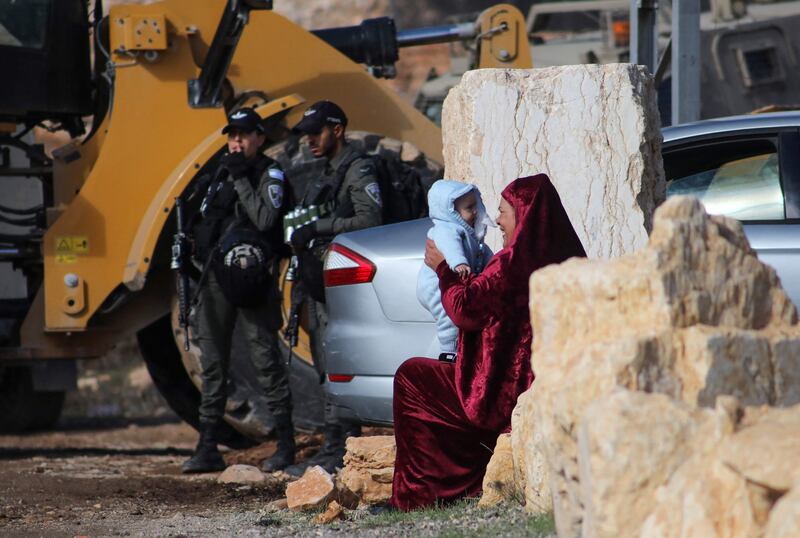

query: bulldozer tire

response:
[0,366,65,433]
[29,390,66,431]
[136,315,255,450]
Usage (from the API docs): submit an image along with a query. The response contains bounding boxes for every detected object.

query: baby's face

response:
[455,191,478,227]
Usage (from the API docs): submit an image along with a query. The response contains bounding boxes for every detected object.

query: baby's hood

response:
[427,179,492,240]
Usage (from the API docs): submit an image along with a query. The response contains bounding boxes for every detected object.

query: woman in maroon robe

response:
[389,174,586,511]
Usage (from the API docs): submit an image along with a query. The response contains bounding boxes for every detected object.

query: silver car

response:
[322,111,800,425]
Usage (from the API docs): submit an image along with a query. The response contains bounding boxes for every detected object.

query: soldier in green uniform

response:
[183,108,296,474]
[285,101,382,475]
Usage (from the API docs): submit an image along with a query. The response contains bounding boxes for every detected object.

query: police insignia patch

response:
[268,184,283,209]
[268,168,285,181]
[365,182,382,207]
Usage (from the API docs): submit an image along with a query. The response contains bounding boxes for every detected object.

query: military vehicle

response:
[415,0,800,125]
[0,0,531,440]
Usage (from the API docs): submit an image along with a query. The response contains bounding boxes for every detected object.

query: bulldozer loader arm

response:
[32,0,444,347]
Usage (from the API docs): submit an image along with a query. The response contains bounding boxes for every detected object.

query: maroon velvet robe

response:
[390,174,586,511]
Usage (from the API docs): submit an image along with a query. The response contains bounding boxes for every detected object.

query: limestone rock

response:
[441,64,664,256]
[636,402,800,538]
[765,486,800,538]
[514,197,799,537]
[575,393,800,538]
[510,390,552,515]
[719,406,800,493]
[217,464,267,485]
[342,436,396,467]
[577,391,695,537]
[478,434,515,507]
[286,466,336,512]
[333,477,360,510]
[339,436,395,506]
[771,335,800,406]
[639,447,762,538]
[265,498,288,512]
[314,501,345,524]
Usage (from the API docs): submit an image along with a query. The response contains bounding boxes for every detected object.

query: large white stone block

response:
[441,64,664,257]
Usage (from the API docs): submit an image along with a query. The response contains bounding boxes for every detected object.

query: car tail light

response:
[323,243,376,287]
[328,374,354,383]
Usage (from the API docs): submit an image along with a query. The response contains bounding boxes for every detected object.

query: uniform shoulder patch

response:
[355,158,376,176]
[267,167,285,181]
[267,183,283,209]
[364,182,382,207]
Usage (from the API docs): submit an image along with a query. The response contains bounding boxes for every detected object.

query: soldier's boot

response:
[285,422,361,477]
[261,414,296,472]
[181,420,227,474]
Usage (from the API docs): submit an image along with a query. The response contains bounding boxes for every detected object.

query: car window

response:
[665,139,784,221]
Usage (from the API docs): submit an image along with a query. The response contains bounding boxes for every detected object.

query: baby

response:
[417,180,493,354]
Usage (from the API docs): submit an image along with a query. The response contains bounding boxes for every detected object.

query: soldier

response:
[182,108,296,474]
[288,101,382,250]
[285,100,383,475]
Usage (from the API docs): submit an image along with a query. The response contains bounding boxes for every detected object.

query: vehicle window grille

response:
[736,46,784,88]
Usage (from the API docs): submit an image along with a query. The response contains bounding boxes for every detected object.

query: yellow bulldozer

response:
[0,0,530,443]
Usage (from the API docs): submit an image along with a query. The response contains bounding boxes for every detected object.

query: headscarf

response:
[501,174,587,289]
[441,174,586,432]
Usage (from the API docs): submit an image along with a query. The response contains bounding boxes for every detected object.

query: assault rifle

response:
[171,197,192,351]
[283,256,301,350]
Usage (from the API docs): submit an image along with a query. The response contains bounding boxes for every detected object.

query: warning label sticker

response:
[55,236,88,264]
[55,236,89,254]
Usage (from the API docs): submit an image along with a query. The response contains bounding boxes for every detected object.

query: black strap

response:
[250,154,276,186]
[303,152,366,207]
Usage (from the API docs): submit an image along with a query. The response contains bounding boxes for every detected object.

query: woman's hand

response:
[424,239,445,270]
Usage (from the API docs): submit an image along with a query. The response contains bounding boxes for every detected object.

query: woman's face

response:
[496,197,516,248]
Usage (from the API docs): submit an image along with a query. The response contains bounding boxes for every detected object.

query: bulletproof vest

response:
[193,155,279,262]
[301,151,361,218]
[194,177,240,263]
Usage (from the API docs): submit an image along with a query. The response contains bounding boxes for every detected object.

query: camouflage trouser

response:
[193,273,292,423]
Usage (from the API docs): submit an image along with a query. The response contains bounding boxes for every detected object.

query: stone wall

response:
[441,65,664,256]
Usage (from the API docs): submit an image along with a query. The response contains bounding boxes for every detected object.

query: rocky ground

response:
[0,420,554,537]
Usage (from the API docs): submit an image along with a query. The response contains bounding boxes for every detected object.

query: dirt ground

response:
[0,353,552,537]
[0,419,555,537]
[0,419,298,536]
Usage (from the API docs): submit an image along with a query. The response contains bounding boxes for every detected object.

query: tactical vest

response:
[193,155,282,307]
[194,155,278,262]
[301,152,362,220]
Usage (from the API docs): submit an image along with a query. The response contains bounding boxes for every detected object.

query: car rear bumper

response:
[324,375,395,425]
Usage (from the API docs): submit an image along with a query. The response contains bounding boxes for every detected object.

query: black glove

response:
[221,151,249,179]
[291,222,317,250]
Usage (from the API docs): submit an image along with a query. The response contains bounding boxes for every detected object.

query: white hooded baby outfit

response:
[416,180,493,353]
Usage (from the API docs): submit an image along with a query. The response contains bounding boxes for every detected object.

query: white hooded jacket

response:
[416,180,493,353]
